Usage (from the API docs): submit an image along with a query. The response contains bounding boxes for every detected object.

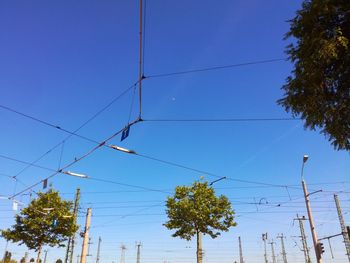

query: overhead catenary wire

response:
[9,117,140,198]
[1,57,290,182]
[0,151,302,197]
[0,82,137,180]
[0,150,309,199]
[3,144,350,201]
[0,103,301,138]
[142,117,301,122]
[0,154,58,173]
[0,105,306,190]
[145,58,286,78]
[0,146,328,195]
[134,153,301,189]
[87,177,171,194]
[2,105,347,199]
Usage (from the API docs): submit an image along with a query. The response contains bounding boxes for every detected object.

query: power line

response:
[1,104,301,144]
[134,152,300,189]
[146,58,286,78]
[0,82,136,179]
[0,106,304,189]
[4,109,348,196]
[0,147,302,193]
[142,117,301,122]
[9,118,140,198]
[87,177,171,194]
[0,154,57,173]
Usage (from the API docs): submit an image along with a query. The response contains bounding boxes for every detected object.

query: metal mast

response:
[277,234,288,263]
[95,237,101,263]
[296,215,312,263]
[238,236,244,263]
[136,242,142,263]
[334,194,350,262]
[262,233,268,263]
[120,245,126,263]
[65,188,81,263]
[269,240,276,263]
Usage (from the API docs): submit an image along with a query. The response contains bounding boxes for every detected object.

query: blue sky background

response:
[0,1,349,262]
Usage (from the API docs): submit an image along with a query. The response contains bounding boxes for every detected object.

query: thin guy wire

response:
[58,141,65,170]
[127,84,137,124]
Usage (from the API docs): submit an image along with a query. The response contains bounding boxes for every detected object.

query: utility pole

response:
[262,233,268,263]
[136,242,142,263]
[301,155,323,263]
[43,250,48,263]
[120,245,126,263]
[65,188,81,263]
[80,208,92,263]
[95,237,101,263]
[277,234,288,263]
[238,236,244,263]
[334,194,350,262]
[302,180,323,263]
[269,240,276,263]
[76,255,80,263]
[295,215,311,263]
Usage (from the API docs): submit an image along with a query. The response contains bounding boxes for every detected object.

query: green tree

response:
[55,259,63,263]
[164,181,236,263]
[0,251,13,263]
[278,0,350,150]
[1,189,78,263]
[0,258,17,263]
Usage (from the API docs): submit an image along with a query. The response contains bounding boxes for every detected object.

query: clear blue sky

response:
[0,1,349,262]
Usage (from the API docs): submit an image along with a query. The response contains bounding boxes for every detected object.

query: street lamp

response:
[209,176,226,186]
[300,154,323,263]
[301,154,309,180]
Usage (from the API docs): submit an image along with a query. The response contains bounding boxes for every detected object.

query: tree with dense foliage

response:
[1,189,78,263]
[0,257,17,263]
[278,0,350,150]
[3,251,11,262]
[0,251,16,263]
[164,181,236,263]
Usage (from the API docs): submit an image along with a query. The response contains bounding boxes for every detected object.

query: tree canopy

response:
[278,0,350,150]
[1,189,78,253]
[164,181,236,240]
